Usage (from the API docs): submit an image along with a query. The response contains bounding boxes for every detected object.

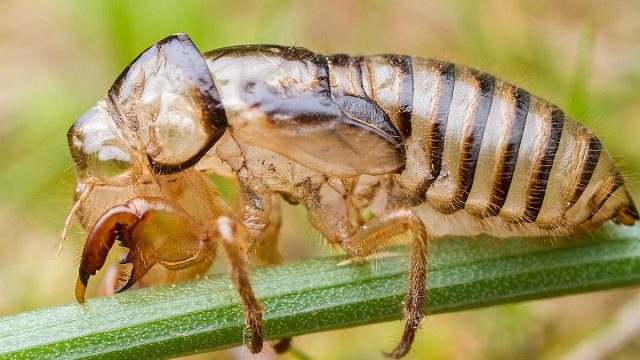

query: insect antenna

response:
[63,159,79,174]
[57,182,95,257]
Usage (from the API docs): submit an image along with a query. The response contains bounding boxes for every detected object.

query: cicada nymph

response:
[63,33,638,358]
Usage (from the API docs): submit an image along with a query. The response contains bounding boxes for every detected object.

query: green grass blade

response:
[1,224,640,359]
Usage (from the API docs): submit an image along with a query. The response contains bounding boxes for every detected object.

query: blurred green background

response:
[1,0,639,359]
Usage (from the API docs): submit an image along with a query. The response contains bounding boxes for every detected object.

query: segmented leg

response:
[214,216,264,354]
[75,197,213,303]
[236,167,274,250]
[246,195,292,353]
[340,208,429,359]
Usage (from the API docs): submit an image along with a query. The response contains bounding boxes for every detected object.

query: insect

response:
[62,33,638,358]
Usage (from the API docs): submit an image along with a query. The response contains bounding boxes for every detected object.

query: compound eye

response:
[89,143,133,186]
[68,105,135,186]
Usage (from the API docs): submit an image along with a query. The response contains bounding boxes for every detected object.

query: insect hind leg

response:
[613,189,639,225]
[339,208,429,359]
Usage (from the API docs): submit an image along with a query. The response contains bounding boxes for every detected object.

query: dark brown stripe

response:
[523,106,564,222]
[383,55,414,138]
[567,135,602,209]
[312,53,332,98]
[488,88,529,215]
[588,173,624,220]
[622,191,640,221]
[427,62,456,184]
[453,72,495,210]
[327,54,351,67]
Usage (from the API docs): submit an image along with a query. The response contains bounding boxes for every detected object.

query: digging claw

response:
[75,272,89,303]
[75,197,208,303]
[76,205,138,303]
[114,252,152,293]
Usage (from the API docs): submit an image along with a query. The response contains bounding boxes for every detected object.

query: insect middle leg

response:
[339,208,429,359]
[242,193,293,353]
[213,216,265,354]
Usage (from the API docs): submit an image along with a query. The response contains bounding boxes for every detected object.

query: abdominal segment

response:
[324,53,637,236]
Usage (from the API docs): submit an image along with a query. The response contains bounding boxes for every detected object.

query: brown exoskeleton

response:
[64,33,638,358]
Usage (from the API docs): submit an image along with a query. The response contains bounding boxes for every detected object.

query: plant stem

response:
[1,224,640,359]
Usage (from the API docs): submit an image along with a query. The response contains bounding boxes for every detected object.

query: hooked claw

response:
[76,205,139,303]
[76,197,208,303]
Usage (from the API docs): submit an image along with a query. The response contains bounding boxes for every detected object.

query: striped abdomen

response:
[326,54,638,231]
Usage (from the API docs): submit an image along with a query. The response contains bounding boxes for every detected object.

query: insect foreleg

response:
[214,216,264,354]
[75,197,214,303]
[340,208,429,359]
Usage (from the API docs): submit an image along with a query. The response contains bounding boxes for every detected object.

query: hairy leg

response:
[237,173,292,353]
[251,198,294,353]
[214,216,264,354]
[340,208,429,359]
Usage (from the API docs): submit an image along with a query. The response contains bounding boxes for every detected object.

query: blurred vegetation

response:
[1,0,639,359]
